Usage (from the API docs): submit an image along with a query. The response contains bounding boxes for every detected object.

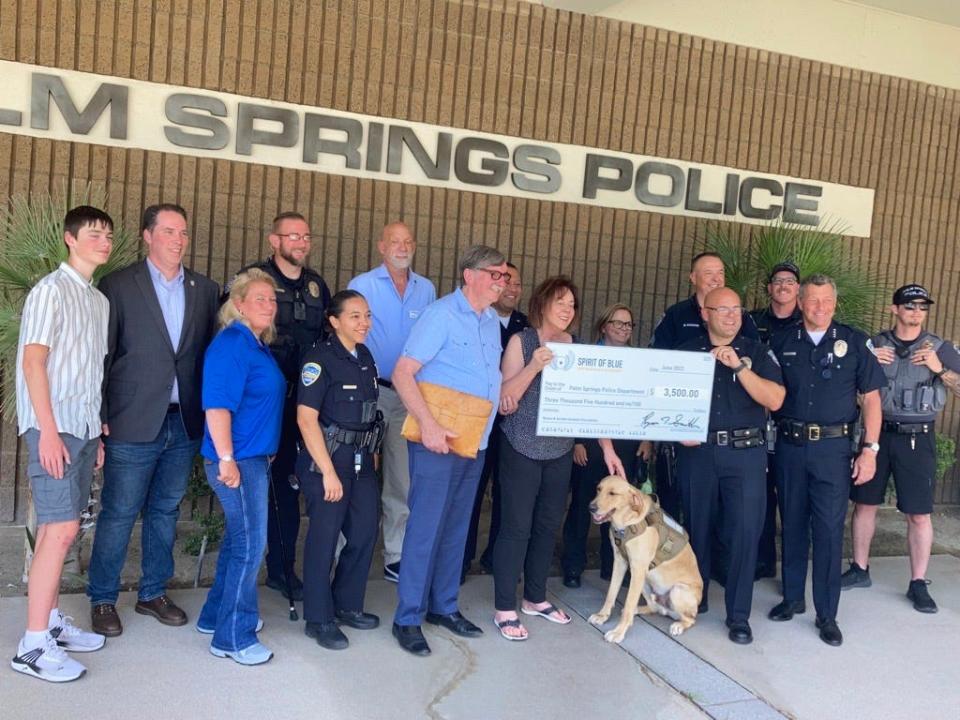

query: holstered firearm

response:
[765,417,778,453]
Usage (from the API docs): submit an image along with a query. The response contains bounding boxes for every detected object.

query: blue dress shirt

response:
[146,258,185,402]
[400,288,502,449]
[348,264,436,379]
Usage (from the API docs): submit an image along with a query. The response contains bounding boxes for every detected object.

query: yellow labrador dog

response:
[587,476,703,643]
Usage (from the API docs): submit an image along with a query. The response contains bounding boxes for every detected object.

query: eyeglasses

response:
[607,320,635,330]
[901,303,930,312]
[276,233,312,243]
[704,305,743,316]
[771,278,798,286]
[474,268,512,282]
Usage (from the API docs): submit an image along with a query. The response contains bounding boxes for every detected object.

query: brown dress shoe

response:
[92,603,123,637]
[135,595,188,626]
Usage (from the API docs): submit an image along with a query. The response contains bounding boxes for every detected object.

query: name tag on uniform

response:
[342,384,358,390]
[683,323,699,328]
[782,351,797,356]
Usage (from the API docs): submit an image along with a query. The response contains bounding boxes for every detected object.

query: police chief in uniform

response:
[675,288,785,644]
[749,261,803,580]
[296,290,383,650]
[229,211,331,600]
[843,284,960,613]
[768,274,885,646]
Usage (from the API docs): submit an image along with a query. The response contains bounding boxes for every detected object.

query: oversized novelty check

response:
[536,343,716,442]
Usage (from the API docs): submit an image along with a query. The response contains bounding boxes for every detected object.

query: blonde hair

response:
[592,303,634,344]
[219,268,278,344]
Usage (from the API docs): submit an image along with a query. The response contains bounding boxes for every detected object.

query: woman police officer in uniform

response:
[296,290,384,650]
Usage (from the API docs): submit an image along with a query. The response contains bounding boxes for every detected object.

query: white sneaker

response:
[11,635,86,682]
[50,613,106,652]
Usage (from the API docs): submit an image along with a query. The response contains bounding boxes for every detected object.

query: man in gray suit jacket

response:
[87,203,219,637]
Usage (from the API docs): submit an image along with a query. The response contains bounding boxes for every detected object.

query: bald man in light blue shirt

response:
[348,222,435,582]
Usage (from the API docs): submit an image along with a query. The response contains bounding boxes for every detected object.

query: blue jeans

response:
[198,457,269,653]
[88,411,199,605]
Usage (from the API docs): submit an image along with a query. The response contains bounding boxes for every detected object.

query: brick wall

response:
[1,0,958,522]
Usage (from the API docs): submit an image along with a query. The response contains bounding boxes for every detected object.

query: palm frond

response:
[703,220,888,333]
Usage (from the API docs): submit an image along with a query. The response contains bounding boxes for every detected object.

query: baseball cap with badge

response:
[893,284,934,305]
[769,262,800,282]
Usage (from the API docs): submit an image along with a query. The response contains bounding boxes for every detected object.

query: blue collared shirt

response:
[201,322,286,461]
[146,258,185,402]
[348,264,436,379]
[400,288,502,449]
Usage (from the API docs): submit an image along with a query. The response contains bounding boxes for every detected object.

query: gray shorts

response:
[24,429,99,525]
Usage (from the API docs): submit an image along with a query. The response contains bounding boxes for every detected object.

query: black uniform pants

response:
[773,438,851,621]
[493,440,572,611]
[299,445,378,624]
[266,404,300,581]
[756,463,779,574]
[655,443,682,522]
[676,444,766,622]
[561,439,641,578]
[463,419,503,573]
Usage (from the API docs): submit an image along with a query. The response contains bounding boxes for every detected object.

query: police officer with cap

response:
[296,290,384,650]
[675,287,785,644]
[768,274,885,646]
[649,252,760,520]
[843,284,960,613]
[749,261,803,579]
[228,211,331,600]
[750,262,803,344]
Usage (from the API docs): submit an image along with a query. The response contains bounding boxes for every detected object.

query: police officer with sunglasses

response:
[843,284,960,613]
[767,274,885,646]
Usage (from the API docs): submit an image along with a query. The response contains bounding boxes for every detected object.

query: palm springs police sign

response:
[0,60,874,236]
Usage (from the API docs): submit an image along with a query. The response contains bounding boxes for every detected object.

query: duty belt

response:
[325,424,376,447]
[704,427,763,449]
[377,377,393,389]
[778,420,851,444]
[882,421,932,434]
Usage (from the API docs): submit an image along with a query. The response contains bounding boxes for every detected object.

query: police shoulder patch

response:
[301,362,322,386]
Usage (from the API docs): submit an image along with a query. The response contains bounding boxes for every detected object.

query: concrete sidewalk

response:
[2,555,957,720]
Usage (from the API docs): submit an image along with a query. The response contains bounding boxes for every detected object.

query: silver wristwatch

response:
[219,454,235,463]
[862,442,880,453]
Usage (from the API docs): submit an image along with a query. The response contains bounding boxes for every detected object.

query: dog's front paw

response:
[604,626,627,644]
[588,612,609,627]
[669,621,686,636]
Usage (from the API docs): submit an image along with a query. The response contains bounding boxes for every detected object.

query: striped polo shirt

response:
[16,262,110,440]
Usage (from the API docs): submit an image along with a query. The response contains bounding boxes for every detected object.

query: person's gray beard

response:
[279,248,306,267]
[387,256,412,270]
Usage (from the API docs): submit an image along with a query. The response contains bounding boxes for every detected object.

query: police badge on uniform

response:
[834,339,848,357]
[301,362,322,386]
[307,280,320,298]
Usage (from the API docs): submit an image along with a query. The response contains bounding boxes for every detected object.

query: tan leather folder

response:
[400,381,494,459]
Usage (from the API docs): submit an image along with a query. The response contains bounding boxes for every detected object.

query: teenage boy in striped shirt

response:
[11,206,113,683]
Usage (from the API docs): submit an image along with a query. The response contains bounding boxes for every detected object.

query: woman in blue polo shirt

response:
[197,268,285,666]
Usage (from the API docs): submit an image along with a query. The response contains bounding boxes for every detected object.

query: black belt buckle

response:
[715,430,729,446]
[807,424,821,441]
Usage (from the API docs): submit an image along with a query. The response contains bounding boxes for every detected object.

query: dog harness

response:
[612,502,689,568]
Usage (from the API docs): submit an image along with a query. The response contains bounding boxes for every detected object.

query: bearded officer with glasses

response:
[226,212,331,602]
[767,274,885,646]
[843,284,960,613]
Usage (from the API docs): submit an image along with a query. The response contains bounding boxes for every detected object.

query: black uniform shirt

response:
[298,335,379,431]
[499,309,530,351]
[770,321,885,425]
[677,334,783,431]
[749,305,802,345]
[651,295,759,349]
[228,258,332,381]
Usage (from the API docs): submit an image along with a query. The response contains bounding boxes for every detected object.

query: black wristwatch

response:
[861,442,880,454]
[732,360,749,375]
[934,367,947,378]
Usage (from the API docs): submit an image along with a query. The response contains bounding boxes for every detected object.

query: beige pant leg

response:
[378,386,411,565]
